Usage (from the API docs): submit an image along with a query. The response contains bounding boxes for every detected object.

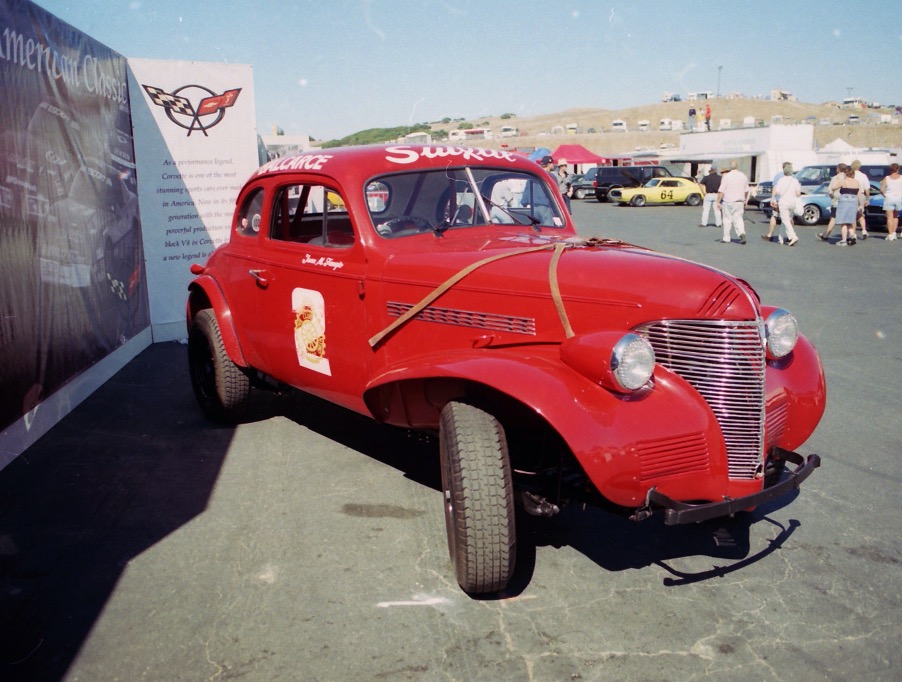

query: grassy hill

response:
[420,98,901,156]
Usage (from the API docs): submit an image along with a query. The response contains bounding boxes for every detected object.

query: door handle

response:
[248,269,272,289]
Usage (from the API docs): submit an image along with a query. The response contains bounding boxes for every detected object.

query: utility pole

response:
[717,66,722,98]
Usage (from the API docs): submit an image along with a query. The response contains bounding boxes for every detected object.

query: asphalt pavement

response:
[1,199,901,681]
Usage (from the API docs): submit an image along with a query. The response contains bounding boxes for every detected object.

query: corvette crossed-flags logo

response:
[142,84,241,136]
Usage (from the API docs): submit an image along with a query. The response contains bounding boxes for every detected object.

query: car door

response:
[228,179,371,413]
[656,179,680,203]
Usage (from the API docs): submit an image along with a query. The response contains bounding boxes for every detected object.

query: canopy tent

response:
[526,147,552,162]
[820,138,856,153]
[549,144,605,168]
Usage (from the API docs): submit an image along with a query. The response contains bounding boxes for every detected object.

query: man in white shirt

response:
[771,162,802,246]
[716,161,750,244]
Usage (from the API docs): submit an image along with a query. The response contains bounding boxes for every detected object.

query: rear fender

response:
[186,276,248,367]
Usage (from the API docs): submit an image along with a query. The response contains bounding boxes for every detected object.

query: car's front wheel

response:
[573,187,587,200]
[686,193,702,207]
[631,194,647,207]
[188,309,250,423]
[800,203,821,226]
[439,401,516,595]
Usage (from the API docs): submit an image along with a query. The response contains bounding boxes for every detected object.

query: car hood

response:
[378,233,760,339]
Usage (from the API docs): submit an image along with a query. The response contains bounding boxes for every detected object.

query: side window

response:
[237,188,264,237]
[270,183,354,247]
[517,178,560,226]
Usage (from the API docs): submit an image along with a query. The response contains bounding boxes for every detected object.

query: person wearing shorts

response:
[882,163,902,241]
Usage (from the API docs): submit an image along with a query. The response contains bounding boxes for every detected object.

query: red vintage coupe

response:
[187,145,825,594]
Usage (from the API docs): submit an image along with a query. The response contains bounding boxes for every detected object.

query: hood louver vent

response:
[698,281,743,318]
[386,302,536,335]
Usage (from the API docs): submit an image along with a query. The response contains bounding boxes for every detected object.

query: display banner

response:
[127,58,259,342]
[0,0,150,450]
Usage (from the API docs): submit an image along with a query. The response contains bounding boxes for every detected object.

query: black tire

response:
[686,193,702,207]
[800,204,821,226]
[188,309,250,423]
[439,401,516,594]
[631,194,647,207]
[574,188,587,200]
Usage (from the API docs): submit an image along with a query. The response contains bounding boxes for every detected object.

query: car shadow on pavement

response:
[0,342,235,681]
[267,388,806,598]
[511,492,802,593]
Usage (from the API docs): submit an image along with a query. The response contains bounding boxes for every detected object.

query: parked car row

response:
[761,180,888,228]
[754,163,894,209]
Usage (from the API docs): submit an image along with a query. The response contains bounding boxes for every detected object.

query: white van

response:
[610,119,627,132]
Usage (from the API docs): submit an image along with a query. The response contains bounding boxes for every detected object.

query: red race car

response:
[187,145,825,594]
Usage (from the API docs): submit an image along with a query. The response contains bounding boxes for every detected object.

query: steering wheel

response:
[376,215,433,237]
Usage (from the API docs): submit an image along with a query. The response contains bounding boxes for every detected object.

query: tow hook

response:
[629,487,657,522]
[520,491,560,517]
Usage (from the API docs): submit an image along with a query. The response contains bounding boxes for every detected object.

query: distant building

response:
[403,131,432,144]
[841,97,867,109]
[463,128,492,140]
[770,89,796,101]
[259,133,313,160]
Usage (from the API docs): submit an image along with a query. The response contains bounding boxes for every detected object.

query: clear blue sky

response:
[33,0,902,140]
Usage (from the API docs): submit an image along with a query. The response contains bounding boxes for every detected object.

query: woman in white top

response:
[771,163,802,246]
[881,163,902,241]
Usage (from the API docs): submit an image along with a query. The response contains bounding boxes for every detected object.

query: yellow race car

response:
[609,177,703,207]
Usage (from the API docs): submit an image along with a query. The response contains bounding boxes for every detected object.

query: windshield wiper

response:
[480,194,542,232]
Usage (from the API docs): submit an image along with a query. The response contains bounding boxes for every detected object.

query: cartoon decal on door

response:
[292,287,331,376]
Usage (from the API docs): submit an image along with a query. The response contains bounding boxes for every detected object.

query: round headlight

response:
[765,308,799,359]
[611,333,656,391]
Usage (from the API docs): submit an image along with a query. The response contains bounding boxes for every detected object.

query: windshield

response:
[365,166,566,238]
[796,166,833,183]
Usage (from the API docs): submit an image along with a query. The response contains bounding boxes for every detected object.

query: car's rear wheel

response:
[686,193,702,207]
[631,195,647,207]
[800,203,821,226]
[188,309,250,423]
[574,188,587,200]
[439,401,516,595]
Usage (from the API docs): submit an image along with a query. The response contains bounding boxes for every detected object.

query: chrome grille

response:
[637,319,766,480]
[386,301,536,335]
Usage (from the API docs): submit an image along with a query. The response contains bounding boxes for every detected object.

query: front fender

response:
[186,276,248,368]
[765,332,826,451]
[364,347,729,507]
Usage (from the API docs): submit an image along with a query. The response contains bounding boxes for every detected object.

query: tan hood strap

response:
[548,242,574,338]
[368,242,573,349]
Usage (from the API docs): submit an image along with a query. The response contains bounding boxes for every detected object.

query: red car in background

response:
[186,145,825,594]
